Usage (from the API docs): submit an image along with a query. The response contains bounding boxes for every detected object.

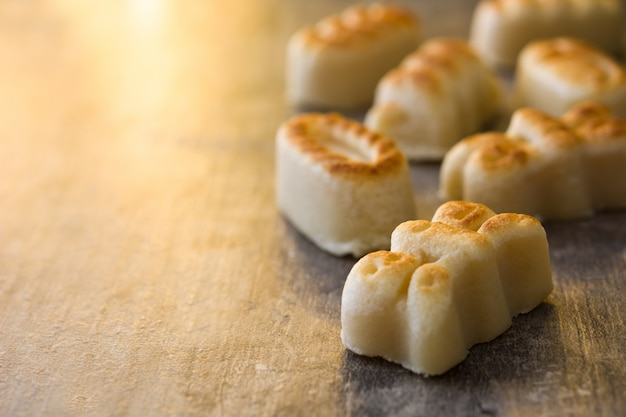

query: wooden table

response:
[0,1,624,416]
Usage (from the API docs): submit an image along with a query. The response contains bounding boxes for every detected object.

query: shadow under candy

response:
[340,302,562,417]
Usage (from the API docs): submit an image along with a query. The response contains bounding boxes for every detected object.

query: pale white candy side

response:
[584,140,626,210]
[565,104,626,209]
[391,220,512,345]
[341,250,469,377]
[478,214,553,315]
[341,251,421,362]
[405,263,467,375]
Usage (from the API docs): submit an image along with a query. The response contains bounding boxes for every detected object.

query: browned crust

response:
[432,201,496,231]
[478,212,542,234]
[299,3,418,48]
[356,250,420,277]
[281,112,408,179]
[463,131,509,147]
[562,102,626,142]
[383,66,444,94]
[383,38,481,90]
[394,207,546,261]
[513,108,582,148]
[522,38,626,89]
[475,137,531,171]
[481,0,619,13]
[413,37,479,68]
[396,219,489,245]
[468,103,626,172]
[395,219,432,235]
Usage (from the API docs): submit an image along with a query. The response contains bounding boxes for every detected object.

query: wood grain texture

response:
[0,1,624,416]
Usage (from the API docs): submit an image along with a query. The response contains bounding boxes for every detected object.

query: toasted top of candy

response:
[298,3,418,48]
[483,0,620,12]
[561,101,626,141]
[519,38,626,93]
[278,112,408,180]
[382,38,484,93]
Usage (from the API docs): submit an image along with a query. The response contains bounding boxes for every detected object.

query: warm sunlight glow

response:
[128,0,166,36]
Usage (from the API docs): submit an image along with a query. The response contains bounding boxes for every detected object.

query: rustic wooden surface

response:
[0,1,625,416]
